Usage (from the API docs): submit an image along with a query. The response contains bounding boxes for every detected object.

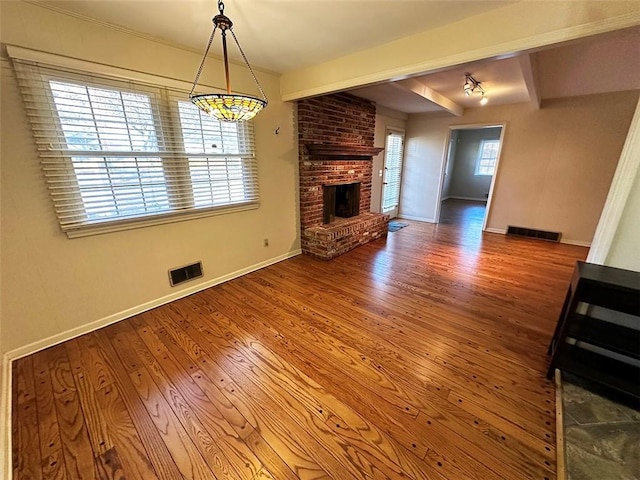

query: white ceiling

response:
[31,1,640,114]
[35,0,515,73]
[350,55,532,113]
[350,28,640,114]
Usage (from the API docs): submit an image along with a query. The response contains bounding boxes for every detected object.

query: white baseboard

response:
[484,228,591,247]
[397,214,435,223]
[6,249,301,362]
[560,239,592,247]
[446,196,488,202]
[0,249,302,480]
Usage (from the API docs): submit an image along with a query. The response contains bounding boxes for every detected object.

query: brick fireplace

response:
[298,93,389,260]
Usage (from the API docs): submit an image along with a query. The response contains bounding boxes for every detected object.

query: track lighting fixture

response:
[463,73,488,106]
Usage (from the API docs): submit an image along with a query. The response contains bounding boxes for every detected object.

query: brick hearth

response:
[298,93,389,260]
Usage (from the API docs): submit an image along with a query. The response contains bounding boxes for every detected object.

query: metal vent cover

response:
[506,226,561,242]
[169,261,203,286]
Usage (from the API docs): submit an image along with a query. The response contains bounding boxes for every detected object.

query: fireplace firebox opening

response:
[323,182,361,224]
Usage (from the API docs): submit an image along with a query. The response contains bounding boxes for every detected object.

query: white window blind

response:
[382,130,405,211]
[11,57,259,237]
[475,139,500,176]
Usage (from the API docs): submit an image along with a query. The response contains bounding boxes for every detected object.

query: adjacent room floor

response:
[438,198,487,230]
[12,217,588,479]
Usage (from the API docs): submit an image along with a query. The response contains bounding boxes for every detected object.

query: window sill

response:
[64,202,259,239]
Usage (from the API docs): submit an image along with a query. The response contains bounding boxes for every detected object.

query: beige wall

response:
[0,2,299,354]
[371,106,407,214]
[402,91,639,244]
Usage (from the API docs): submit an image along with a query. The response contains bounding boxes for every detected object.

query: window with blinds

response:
[475,139,500,176]
[11,58,259,238]
[382,129,405,212]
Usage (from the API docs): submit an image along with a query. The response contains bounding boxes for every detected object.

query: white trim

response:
[474,139,501,176]
[483,228,591,247]
[555,369,567,480]
[5,249,301,361]
[381,128,406,218]
[398,214,435,223]
[67,203,259,239]
[518,53,541,109]
[433,131,452,224]
[560,239,592,248]
[440,123,505,131]
[446,196,487,202]
[482,126,506,232]
[0,354,12,480]
[434,123,506,230]
[587,97,640,264]
[0,248,301,480]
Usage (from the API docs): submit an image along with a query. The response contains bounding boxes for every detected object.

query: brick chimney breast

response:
[298,93,389,260]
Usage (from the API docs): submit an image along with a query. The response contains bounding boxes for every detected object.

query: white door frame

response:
[587,97,640,264]
[434,122,507,231]
[381,127,406,218]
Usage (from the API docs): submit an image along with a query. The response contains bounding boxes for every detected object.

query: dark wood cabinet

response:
[547,261,640,399]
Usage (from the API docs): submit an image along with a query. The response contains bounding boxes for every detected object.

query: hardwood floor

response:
[439,199,486,228]
[12,219,588,479]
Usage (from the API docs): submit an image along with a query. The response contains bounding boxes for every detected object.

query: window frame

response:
[381,128,405,212]
[474,139,500,176]
[10,51,260,238]
[43,73,174,224]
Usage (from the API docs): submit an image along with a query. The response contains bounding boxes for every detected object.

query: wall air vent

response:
[169,261,203,287]
[507,226,561,243]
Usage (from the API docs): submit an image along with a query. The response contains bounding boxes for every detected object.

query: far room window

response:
[474,139,500,176]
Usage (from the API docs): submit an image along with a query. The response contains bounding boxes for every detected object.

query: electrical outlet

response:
[263,238,269,247]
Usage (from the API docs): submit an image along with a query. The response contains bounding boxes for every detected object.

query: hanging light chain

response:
[189,0,268,121]
[189,24,218,97]
[229,28,268,103]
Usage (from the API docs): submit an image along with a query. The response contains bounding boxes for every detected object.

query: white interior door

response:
[381,129,405,218]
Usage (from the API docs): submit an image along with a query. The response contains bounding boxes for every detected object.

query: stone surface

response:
[562,373,640,480]
[566,423,640,480]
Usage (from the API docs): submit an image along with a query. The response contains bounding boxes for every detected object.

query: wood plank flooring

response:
[12,214,588,479]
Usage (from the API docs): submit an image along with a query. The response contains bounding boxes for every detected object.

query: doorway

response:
[436,124,505,231]
[381,128,405,219]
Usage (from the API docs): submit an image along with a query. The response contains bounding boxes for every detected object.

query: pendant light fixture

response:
[190,0,268,122]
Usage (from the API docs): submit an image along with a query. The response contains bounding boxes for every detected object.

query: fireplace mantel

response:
[305,144,384,159]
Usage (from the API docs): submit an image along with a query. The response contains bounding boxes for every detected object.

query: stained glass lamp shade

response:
[190,1,267,122]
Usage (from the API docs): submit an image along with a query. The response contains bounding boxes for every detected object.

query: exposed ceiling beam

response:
[280,2,640,101]
[392,78,464,116]
[518,53,541,109]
